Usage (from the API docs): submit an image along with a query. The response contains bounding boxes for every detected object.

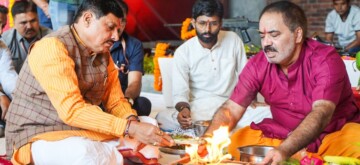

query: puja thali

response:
[159,134,198,155]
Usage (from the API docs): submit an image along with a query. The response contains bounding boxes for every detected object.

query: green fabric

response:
[51,0,81,5]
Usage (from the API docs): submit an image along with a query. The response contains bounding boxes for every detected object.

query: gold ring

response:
[158,130,164,136]
[153,142,159,146]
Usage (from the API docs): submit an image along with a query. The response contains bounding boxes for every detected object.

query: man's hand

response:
[128,121,174,147]
[261,148,287,165]
[177,108,192,129]
[0,95,11,121]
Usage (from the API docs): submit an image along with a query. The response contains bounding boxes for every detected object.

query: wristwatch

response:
[125,97,134,106]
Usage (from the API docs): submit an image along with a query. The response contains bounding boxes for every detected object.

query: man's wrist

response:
[125,97,134,106]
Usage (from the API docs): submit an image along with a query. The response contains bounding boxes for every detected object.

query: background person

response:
[203,1,360,163]
[0,5,8,35]
[0,6,18,137]
[110,0,152,116]
[325,0,360,53]
[1,0,52,73]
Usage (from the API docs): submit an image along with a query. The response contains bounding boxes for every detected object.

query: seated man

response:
[156,0,249,131]
[204,1,360,163]
[325,0,360,53]
[0,5,18,138]
[0,41,18,138]
[2,0,52,73]
[0,4,8,35]
[5,0,173,164]
[110,1,151,116]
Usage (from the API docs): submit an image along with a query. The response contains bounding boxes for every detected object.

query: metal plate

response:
[159,147,186,155]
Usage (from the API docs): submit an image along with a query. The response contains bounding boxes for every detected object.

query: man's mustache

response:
[25,28,35,34]
[201,32,214,37]
[264,45,278,53]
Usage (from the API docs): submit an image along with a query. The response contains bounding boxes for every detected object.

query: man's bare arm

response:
[125,71,142,99]
[325,32,334,43]
[204,99,246,135]
[345,31,360,52]
[275,100,335,158]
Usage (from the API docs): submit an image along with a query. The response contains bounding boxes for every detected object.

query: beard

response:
[196,30,219,44]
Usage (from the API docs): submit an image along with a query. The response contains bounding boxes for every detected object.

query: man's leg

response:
[133,96,152,116]
[317,122,360,158]
[348,46,360,54]
[228,126,282,160]
[155,110,180,132]
[31,137,123,165]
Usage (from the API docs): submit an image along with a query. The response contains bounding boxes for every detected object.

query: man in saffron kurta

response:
[5,0,173,164]
[204,1,360,164]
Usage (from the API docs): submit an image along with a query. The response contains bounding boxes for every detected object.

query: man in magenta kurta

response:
[203,1,360,163]
[231,38,359,151]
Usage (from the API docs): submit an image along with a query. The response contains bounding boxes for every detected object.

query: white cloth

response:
[156,31,247,130]
[325,5,360,47]
[0,40,18,98]
[31,116,160,165]
[156,104,272,131]
[32,137,124,165]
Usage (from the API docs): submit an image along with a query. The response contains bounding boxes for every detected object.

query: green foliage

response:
[144,53,154,74]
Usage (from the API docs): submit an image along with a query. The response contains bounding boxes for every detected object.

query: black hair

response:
[192,0,224,20]
[116,0,128,15]
[0,5,8,28]
[11,0,37,18]
[73,0,125,23]
[0,5,8,15]
[260,1,307,38]
[333,0,350,3]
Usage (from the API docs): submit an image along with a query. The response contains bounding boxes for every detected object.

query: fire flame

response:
[186,126,232,164]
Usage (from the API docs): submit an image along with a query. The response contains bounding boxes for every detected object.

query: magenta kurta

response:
[230,39,360,152]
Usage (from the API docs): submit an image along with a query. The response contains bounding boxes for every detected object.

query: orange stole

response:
[228,123,360,161]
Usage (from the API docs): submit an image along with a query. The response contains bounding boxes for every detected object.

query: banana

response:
[324,156,360,165]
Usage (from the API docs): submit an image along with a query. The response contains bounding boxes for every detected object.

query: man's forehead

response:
[334,0,348,4]
[196,15,220,22]
[14,12,37,20]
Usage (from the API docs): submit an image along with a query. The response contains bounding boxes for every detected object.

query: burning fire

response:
[185,126,232,164]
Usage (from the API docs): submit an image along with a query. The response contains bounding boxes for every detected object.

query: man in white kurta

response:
[156,30,247,131]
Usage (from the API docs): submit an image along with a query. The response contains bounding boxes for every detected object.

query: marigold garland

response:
[153,43,172,91]
[181,18,196,40]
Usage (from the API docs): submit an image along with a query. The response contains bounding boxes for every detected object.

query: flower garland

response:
[153,43,172,91]
[181,18,196,40]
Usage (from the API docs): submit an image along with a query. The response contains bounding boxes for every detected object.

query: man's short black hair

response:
[73,0,125,24]
[11,0,37,18]
[260,1,307,39]
[116,0,128,15]
[192,0,224,20]
[0,5,8,15]
[333,0,350,3]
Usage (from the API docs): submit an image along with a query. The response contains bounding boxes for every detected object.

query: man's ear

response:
[82,11,93,27]
[295,27,303,43]
[191,18,196,29]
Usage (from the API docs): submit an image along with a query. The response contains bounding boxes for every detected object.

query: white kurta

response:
[156,31,247,130]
